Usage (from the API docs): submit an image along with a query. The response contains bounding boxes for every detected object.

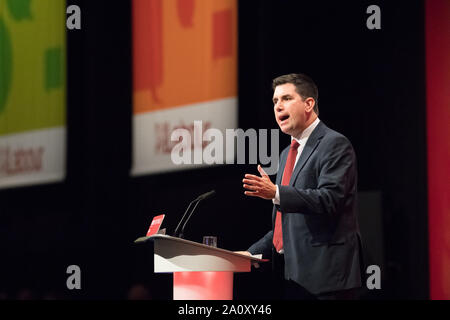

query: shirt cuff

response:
[272,185,280,205]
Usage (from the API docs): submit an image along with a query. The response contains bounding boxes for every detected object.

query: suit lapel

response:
[273,146,289,226]
[276,147,289,185]
[289,121,326,185]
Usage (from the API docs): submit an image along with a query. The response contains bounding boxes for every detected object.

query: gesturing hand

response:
[234,251,260,268]
[243,165,277,200]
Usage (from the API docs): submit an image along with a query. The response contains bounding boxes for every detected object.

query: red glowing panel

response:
[173,271,233,300]
[426,0,450,300]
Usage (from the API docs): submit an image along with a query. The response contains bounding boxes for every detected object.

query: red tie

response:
[273,140,300,252]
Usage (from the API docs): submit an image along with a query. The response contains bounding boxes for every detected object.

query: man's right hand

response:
[234,251,252,256]
[234,251,260,268]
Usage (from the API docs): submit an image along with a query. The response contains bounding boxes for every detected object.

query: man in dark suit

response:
[241,73,363,299]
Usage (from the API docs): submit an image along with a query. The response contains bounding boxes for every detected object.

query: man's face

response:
[273,83,310,138]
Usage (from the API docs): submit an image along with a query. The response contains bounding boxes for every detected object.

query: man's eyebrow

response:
[273,94,292,101]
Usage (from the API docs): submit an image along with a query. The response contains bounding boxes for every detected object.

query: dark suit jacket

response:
[248,121,363,295]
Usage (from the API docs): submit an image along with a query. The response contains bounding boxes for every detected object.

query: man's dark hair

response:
[272,73,319,116]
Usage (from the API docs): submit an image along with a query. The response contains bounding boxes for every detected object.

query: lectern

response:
[135,234,267,300]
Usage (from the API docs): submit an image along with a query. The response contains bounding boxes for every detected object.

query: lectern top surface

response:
[134,234,268,262]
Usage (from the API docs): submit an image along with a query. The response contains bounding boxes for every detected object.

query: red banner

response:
[426,0,450,300]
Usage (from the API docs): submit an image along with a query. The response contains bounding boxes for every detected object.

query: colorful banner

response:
[0,0,66,188]
[131,0,238,175]
[426,0,450,300]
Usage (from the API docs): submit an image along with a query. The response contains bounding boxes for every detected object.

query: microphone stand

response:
[173,190,215,239]
[173,197,199,238]
[178,200,202,239]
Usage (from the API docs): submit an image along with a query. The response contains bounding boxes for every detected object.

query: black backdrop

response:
[0,0,428,299]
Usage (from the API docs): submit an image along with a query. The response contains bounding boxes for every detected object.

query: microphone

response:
[173,190,216,239]
[195,190,216,201]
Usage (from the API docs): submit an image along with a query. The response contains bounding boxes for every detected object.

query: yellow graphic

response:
[0,0,66,135]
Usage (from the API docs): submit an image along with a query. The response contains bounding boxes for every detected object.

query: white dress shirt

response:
[273,117,320,205]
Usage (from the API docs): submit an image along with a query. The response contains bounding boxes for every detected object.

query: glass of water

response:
[202,236,217,248]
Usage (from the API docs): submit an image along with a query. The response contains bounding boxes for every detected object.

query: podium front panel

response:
[173,272,233,300]
[154,237,251,273]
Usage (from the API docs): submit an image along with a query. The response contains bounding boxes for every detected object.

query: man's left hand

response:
[243,165,277,200]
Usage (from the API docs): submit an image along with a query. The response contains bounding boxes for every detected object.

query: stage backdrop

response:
[426,0,450,300]
[0,0,66,189]
[131,0,238,175]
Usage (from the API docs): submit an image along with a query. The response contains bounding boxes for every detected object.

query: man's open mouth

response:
[279,114,289,122]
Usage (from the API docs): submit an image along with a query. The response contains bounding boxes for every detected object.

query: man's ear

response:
[305,97,316,113]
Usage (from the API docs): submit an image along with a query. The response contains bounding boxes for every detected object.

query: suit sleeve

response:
[247,230,273,258]
[279,135,357,216]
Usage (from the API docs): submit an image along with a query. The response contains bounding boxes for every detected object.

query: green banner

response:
[0,0,66,135]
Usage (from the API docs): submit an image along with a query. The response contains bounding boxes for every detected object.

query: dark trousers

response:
[272,250,359,300]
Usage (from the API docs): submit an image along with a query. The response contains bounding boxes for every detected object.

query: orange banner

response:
[133,0,237,113]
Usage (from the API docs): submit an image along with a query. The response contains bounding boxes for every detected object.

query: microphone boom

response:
[173,190,216,238]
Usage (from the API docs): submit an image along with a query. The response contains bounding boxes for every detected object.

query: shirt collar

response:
[292,117,321,144]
